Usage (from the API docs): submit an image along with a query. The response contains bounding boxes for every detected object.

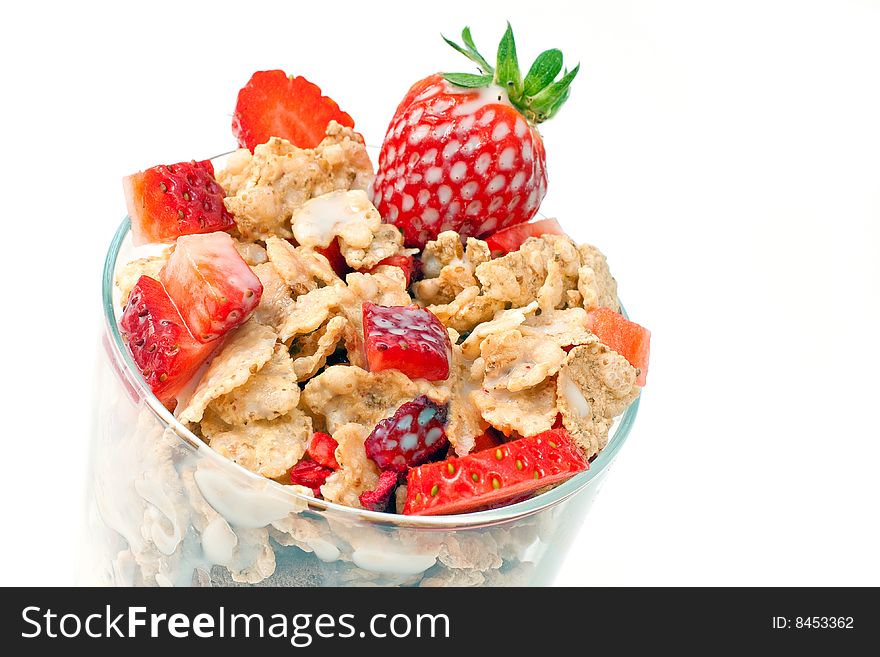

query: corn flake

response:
[427,287,505,335]
[277,283,347,342]
[178,320,278,424]
[209,345,300,424]
[250,262,294,332]
[475,235,580,309]
[415,234,491,306]
[218,123,373,241]
[556,343,640,458]
[470,377,557,437]
[578,243,620,312]
[460,301,538,360]
[290,315,348,381]
[340,223,404,270]
[301,365,421,434]
[233,239,268,266]
[520,308,595,348]
[320,423,380,508]
[202,410,312,479]
[265,236,339,296]
[475,329,566,393]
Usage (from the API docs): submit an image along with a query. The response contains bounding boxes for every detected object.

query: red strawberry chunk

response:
[587,307,651,386]
[364,396,448,473]
[362,302,451,381]
[289,460,334,497]
[123,160,234,246]
[485,218,566,254]
[308,432,340,470]
[368,254,415,287]
[160,232,263,342]
[120,275,219,404]
[358,470,400,512]
[232,70,355,151]
[403,429,588,516]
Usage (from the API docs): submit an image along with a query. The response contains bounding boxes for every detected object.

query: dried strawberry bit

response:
[288,460,334,497]
[308,432,340,470]
[365,396,449,473]
[358,470,400,512]
[363,302,451,381]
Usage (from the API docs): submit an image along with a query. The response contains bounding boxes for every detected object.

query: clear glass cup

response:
[83,168,641,587]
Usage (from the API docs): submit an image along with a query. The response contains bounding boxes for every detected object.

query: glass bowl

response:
[82,159,640,587]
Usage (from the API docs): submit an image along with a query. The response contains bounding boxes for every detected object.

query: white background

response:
[1,0,878,586]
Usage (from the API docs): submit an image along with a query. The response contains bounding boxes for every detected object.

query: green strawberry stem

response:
[441,23,579,124]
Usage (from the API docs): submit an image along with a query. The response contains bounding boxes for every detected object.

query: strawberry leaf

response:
[494,23,523,98]
[524,63,580,121]
[442,27,493,75]
[442,72,493,88]
[523,49,563,96]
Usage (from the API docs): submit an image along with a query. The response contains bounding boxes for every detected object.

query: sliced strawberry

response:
[368,254,415,287]
[359,470,400,512]
[363,302,451,381]
[365,396,448,472]
[289,460,334,497]
[232,70,355,151]
[314,238,349,278]
[403,429,588,516]
[308,432,340,470]
[587,307,651,386]
[123,160,234,246]
[485,218,566,254]
[160,232,263,342]
[120,275,219,404]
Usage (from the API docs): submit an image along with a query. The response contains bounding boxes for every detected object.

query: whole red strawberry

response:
[370,24,579,247]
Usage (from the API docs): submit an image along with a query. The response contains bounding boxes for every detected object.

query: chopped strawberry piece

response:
[485,218,566,254]
[120,275,219,404]
[403,429,588,516]
[587,307,651,386]
[365,396,448,473]
[308,432,340,470]
[314,238,349,278]
[368,254,415,287]
[232,70,355,151]
[289,460,334,497]
[362,302,451,381]
[160,232,263,342]
[359,471,400,512]
[123,160,234,246]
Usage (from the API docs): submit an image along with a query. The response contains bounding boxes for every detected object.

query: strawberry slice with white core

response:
[160,232,263,342]
[403,429,588,516]
[123,160,234,245]
[120,275,219,404]
[363,302,451,381]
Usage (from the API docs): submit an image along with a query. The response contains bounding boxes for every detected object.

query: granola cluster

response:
[118,122,641,511]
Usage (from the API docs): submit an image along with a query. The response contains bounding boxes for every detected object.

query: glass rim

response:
[102,208,640,530]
